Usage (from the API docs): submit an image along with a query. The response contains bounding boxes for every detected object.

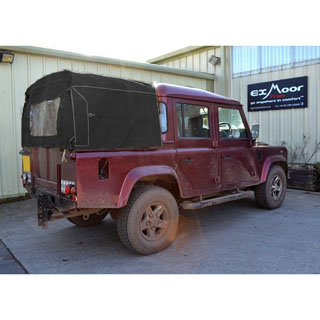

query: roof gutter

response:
[1,46,215,81]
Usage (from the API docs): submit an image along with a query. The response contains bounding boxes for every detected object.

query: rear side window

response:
[218,107,248,139]
[30,97,61,136]
[159,102,167,133]
[176,103,209,138]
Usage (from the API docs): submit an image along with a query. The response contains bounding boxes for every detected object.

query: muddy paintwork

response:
[26,84,288,210]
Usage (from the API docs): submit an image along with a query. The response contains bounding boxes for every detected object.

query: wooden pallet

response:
[288,164,319,192]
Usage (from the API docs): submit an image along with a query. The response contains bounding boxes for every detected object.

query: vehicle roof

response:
[155,83,241,106]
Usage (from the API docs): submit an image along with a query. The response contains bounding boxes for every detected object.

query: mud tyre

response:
[117,186,179,255]
[109,209,118,221]
[255,165,287,209]
[68,209,108,227]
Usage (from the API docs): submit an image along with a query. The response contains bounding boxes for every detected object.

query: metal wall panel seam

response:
[0,51,215,198]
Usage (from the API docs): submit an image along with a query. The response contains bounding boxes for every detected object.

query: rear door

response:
[31,147,76,193]
[173,98,220,196]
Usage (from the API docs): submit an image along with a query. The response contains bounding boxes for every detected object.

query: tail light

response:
[21,172,32,184]
[61,180,75,195]
[65,185,71,195]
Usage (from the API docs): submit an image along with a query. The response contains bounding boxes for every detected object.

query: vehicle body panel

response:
[75,149,177,208]
[21,83,288,215]
[172,97,220,195]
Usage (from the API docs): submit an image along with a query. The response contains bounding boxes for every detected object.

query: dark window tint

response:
[176,103,210,138]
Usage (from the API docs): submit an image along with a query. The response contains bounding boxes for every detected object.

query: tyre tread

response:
[117,186,151,253]
[255,165,286,209]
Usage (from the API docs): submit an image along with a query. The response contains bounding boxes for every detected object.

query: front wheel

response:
[255,165,287,209]
[117,186,179,255]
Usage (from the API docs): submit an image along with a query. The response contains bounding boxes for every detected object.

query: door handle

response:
[224,155,232,161]
[183,158,194,163]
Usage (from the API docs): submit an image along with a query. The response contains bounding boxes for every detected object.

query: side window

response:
[218,107,248,139]
[176,103,210,138]
[159,102,167,133]
[30,97,61,136]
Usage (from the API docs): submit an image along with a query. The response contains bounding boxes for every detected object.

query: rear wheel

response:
[117,186,179,255]
[255,165,287,209]
[68,209,108,227]
[109,209,118,221]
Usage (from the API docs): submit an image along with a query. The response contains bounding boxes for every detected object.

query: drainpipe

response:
[220,46,232,97]
[214,46,232,96]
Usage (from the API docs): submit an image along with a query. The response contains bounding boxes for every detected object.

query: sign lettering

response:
[248,76,307,112]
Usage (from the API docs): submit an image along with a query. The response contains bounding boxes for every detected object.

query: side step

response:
[180,191,252,210]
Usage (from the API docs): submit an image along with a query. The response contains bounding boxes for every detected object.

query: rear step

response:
[180,191,252,210]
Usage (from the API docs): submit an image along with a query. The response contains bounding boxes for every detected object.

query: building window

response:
[176,103,209,138]
[232,46,320,77]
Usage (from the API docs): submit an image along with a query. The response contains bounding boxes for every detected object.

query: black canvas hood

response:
[22,70,162,150]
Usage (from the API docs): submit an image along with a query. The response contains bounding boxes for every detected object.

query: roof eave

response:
[147,46,219,64]
[1,46,215,81]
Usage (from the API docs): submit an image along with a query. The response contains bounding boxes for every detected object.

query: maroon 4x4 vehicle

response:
[20,71,288,254]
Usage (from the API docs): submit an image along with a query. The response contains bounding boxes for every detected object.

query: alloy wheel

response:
[139,203,169,241]
[270,175,282,200]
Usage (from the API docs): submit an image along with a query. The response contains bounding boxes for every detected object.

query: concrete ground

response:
[0,189,319,274]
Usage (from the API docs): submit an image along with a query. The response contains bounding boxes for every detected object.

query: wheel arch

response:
[117,166,182,208]
[260,155,288,183]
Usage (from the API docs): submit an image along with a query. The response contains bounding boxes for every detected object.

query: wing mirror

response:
[251,124,260,140]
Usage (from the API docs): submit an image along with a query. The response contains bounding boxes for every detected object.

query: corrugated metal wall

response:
[232,63,320,163]
[154,46,231,96]
[159,47,218,73]
[154,46,320,164]
[0,51,208,199]
[232,46,320,77]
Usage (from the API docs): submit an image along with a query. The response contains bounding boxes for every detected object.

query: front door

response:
[217,106,258,189]
[173,99,220,197]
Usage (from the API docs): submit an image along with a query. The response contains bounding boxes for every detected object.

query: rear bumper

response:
[26,184,76,211]
[37,193,76,228]
[25,184,76,228]
[36,193,73,227]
